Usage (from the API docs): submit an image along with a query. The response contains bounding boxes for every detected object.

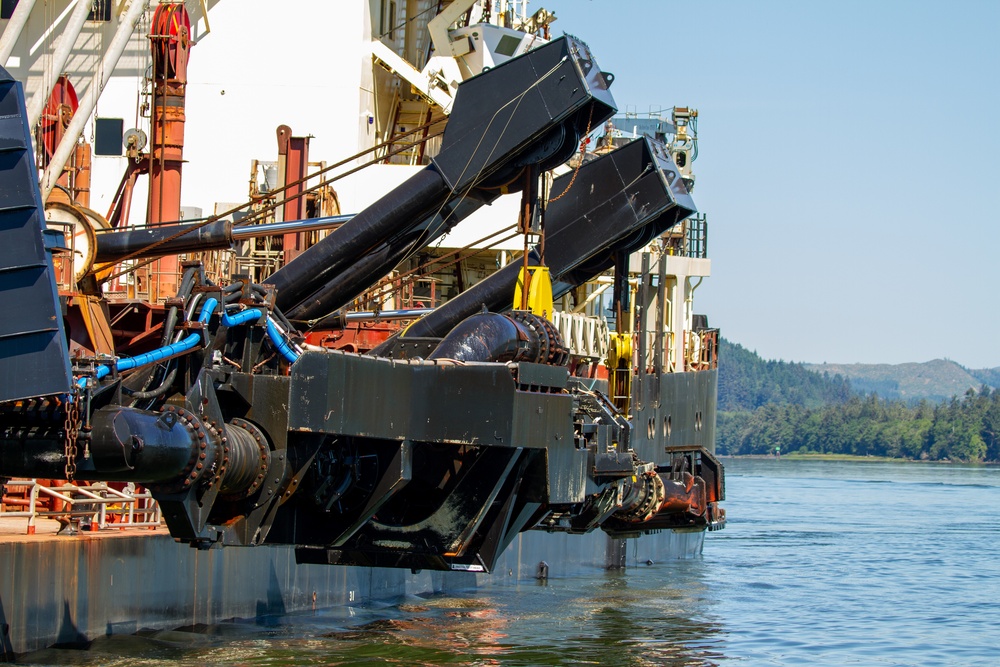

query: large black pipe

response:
[94,220,233,263]
[267,167,451,312]
[426,311,567,366]
[287,194,490,322]
[0,406,202,482]
[370,138,694,351]
[93,214,358,264]
[267,36,616,316]
[0,406,265,496]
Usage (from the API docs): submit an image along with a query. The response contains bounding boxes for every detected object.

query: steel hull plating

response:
[0,524,704,657]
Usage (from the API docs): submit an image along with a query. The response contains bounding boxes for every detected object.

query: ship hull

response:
[0,524,704,657]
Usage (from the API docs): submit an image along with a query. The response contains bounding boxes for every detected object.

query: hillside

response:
[718,339,852,411]
[803,359,997,402]
[717,345,1000,462]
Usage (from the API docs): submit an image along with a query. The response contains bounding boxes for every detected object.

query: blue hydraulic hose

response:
[78,299,217,388]
[222,308,262,327]
[266,318,300,364]
[76,299,299,387]
[222,307,298,363]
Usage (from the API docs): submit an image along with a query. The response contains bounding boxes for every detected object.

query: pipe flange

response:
[148,404,222,495]
[616,472,666,523]
[508,311,569,367]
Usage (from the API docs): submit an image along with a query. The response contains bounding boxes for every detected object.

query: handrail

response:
[1,479,162,535]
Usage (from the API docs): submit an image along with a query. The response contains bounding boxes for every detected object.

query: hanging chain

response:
[63,395,80,481]
[548,102,596,204]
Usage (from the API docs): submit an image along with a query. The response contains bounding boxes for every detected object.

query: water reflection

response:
[557,566,726,667]
[18,564,726,666]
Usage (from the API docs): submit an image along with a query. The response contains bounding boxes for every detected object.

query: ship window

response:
[1,0,18,20]
[379,0,397,40]
[88,0,112,22]
[94,118,123,156]
[495,34,521,57]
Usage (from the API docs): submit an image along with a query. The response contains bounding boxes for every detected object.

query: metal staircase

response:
[384,97,437,165]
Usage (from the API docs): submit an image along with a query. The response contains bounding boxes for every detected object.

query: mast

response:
[146,2,192,299]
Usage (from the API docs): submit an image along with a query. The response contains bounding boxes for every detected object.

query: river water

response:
[18,458,1000,666]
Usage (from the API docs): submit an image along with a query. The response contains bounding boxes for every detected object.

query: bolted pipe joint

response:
[85,405,220,485]
[427,311,569,365]
[614,472,666,524]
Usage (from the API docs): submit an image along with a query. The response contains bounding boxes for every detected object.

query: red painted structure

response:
[147,4,191,299]
[277,125,311,264]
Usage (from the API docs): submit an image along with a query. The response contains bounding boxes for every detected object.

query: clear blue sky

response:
[543,0,1000,368]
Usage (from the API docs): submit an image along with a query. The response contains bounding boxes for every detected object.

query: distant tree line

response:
[716,339,1000,462]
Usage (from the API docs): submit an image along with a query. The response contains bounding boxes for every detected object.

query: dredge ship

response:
[0,0,724,655]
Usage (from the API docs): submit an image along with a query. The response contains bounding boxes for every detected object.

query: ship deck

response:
[0,517,167,542]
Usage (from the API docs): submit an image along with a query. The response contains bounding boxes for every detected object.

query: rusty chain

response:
[63,395,80,481]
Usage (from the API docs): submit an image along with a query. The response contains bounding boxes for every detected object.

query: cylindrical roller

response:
[94,220,232,263]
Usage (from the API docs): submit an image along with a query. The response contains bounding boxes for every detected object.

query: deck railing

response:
[1,480,161,535]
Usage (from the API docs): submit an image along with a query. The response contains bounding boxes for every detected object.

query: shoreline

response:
[719,453,1000,465]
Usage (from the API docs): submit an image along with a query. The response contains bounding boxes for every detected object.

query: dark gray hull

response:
[0,524,706,657]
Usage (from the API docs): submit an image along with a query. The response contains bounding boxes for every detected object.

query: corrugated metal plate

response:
[0,66,73,402]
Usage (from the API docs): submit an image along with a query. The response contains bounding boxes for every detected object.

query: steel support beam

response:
[25,0,93,128]
[40,0,150,202]
[0,0,38,66]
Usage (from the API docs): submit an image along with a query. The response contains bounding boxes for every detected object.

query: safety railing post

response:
[26,480,38,535]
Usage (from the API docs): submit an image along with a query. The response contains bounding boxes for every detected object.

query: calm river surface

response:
[19,458,1000,666]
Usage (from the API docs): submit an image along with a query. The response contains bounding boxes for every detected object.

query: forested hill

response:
[716,339,1000,462]
[718,338,852,411]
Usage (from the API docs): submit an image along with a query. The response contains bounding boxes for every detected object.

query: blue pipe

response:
[266,318,300,364]
[222,307,298,363]
[222,308,262,327]
[77,299,218,388]
[76,299,299,388]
